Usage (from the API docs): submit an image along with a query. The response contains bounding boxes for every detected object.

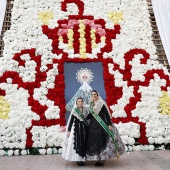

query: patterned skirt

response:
[86,122,125,161]
[62,121,87,161]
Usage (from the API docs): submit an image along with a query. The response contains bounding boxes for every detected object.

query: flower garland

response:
[0,0,170,155]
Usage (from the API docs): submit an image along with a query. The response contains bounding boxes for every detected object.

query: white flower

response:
[47,148,53,155]
[135,145,141,151]
[7,150,14,156]
[39,149,46,155]
[47,83,55,89]
[0,150,6,156]
[45,106,60,119]
[148,145,155,151]
[58,148,62,154]
[155,136,165,144]
[128,138,135,145]
[21,150,27,156]
[53,148,58,154]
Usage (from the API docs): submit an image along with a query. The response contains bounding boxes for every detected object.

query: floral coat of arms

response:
[0,0,170,155]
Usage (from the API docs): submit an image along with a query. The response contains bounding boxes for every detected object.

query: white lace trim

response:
[71,107,88,122]
[62,122,85,161]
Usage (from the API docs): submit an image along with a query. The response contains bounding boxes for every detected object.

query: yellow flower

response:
[80,53,86,59]
[38,11,53,25]
[59,36,63,42]
[0,96,10,120]
[78,20,86,59]
[67,29,74,49]
[101,36,106,41]
[90,29,97,48]
[108,11,123,24]
[158,91,170,115]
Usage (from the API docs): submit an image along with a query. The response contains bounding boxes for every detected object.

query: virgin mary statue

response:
[66,68,94,111]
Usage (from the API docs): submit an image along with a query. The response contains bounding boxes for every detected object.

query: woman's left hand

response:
[108,125,112,130]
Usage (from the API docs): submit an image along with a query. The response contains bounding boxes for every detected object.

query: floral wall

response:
[0,0,170,156]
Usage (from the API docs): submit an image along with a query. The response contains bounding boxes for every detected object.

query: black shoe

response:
[95,161,104,166]
[81,162,85,166]
[77,161,85,166]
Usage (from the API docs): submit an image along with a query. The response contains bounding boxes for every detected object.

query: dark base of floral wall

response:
[1,147,62,156]
[1,144,170,156]
[154,144,170,150]
[28,147,62,155]
[126,143,170,152]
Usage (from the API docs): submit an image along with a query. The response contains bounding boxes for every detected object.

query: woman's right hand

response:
[67,132,70,137]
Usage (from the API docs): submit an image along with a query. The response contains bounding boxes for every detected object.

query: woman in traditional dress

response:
[62,97,88,166]
[86,90,125,166]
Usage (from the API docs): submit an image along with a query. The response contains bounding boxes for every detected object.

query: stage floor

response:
[0,150,170,170]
